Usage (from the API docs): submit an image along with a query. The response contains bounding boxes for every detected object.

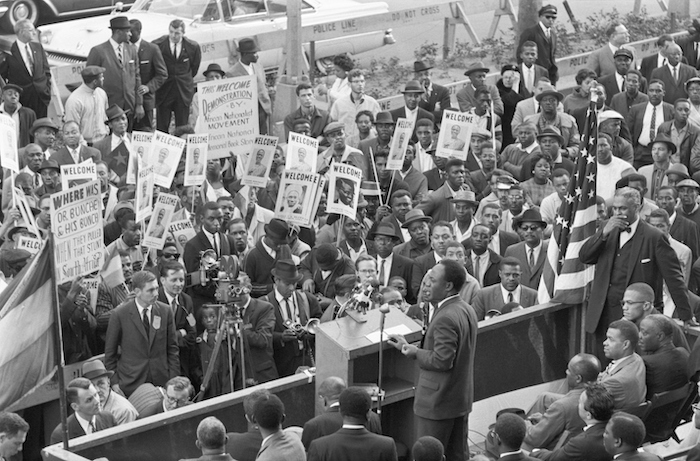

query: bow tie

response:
[622,227,631,233]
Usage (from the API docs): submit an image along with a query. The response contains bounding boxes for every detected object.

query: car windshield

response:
[130,0,311,21]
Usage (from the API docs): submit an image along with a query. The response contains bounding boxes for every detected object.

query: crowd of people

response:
[2,5,700,461]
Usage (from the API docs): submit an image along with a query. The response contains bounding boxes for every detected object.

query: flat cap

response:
[81,66,105,77]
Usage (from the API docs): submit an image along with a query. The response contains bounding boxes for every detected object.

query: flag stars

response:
[586,155,595,164]
[586,173,595,182]
[575,187,582,197]
[566,194,574,204]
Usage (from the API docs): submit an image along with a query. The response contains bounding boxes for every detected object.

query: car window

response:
[131,0,222,20]
[264,0,313,15]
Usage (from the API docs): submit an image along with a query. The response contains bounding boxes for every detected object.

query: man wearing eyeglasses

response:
[140,376,193,418]
[517,5,559,85]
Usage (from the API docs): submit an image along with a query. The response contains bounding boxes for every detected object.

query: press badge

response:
[153,315,162,330]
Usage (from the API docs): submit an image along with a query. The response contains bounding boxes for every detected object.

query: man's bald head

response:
[318,376,347,402]
[570,353,601,384]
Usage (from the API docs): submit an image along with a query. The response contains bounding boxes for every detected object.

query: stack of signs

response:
[242,135,277,188]
[136,166,155,222]
[0,115,18,172]
[327,163,363,219]
[286,132,318,173]
[184,134,209,187]
[61,160,97,190]
[386,118,414,170]
[143,193,179,250]
[196,75,259,160]
[436,111,480,160]
[127,131,154,184]
[152,131,186,189]
[275,170,322,226]
[169,219,196,254]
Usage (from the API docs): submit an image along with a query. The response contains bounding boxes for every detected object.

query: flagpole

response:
[368,147,384,207]
[48,233,70,450]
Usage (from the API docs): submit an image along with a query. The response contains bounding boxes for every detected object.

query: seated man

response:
[638,314,689,398]
[491,413,539,461]
[472,256,538,320]
[82,359,138,425]
[50,378,117,444]
[255,394,306,461]
[181,416,235,461]
[599,320,646,410]
[531,383,614,461]
[226,389,270,461]
[302,377,382,450]
[603,412,661,461]
[139,376,193,418]
[524,353,601,450]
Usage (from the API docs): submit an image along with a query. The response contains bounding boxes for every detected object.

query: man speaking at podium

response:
[389,259,478,461]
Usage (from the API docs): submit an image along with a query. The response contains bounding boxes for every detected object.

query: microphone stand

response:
[377,304,390,416]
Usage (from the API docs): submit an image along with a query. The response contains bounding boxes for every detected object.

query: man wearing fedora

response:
[457,62,504,116]
[449,190,479,243]
[263,259,322,377]
[82,359,138,425]
[331,69,381,142]
[300,242,356,310]
[189,63,226,126]
[504,209,549,290]
[389,80,434,142]
[245,218,293,298]
[93,104,132,182]
[51,121,102,167]
[657,99,700,173]
[34,159,61,196]
[317,122,367,179]
[87,16,144,129]
[284,82,330,141]
[394,208,433,259]
[63,66,110,144]
[517,5,558,84]
[25,117,57,159]
[370,222,417,303]
[153,19,202,133]
[358,111,394,160]
[228,37,271,134]
[638,134,676,199]
[0,83,35,148]
[627,80,675,169]
[129,19,168,132]
[414,60,451,122]
[0,19,51,118]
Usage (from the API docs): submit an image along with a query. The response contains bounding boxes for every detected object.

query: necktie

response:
[545,28,550,40]
[284,297,293,321]
[529,248,535,268]
[142,308,150,339]
[673,66,678,83]
[172,43,177,59]
[171,298,178,314]
[34,173,40,189]
[213,234,219,257]
[117,44,123,65]
[88,421,96,434]
[620,78,625,92]
[72,148,79,163]
[527,67,533,92]
[474,256,481,285]
[379,259,386,286]
[25,44,33,75]
[508,292,514,303]
[650,106,657,142]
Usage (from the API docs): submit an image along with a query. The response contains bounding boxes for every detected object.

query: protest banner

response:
[82,277,100,314]
[274,170,321,226]
[17,236,42,255]
[135,166,155,223]
[0,115,18,172]
[169,219,196,254]
[152,131,186,189]
[327,163,362,219]
[50,180,104,284]
[386,118,414,170]
[285,132,318,173]
[197,75,259,160]
[184,134,209,187]
[128,131,154,184]
[242,135,277,188]
[143,193,179,250]
[435,111,479,160]
[61,160,97,190]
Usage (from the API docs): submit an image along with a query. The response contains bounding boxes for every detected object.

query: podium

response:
[315,308,423,448]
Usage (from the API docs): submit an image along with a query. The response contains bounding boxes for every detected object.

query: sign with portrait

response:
[386,118,414,171]
[241,135,277,188]
[143,193,179,250]
[435,111,479,160]
[184,133,209,187]
[61,160,97,190]
[274,170,321,226]
[127,131,154,185]
[135,166,155,223]
[151,131,186,189]
[0,115,18,172]
[327,163,362,219]
[285,132,318,174]
[169,218,197,255]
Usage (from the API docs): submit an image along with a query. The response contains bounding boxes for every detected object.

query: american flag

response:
[538,100,598,304]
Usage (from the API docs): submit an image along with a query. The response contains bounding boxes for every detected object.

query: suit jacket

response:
[610,91,649,122]
[518,63,549,98]
[239,297,279,382]
[388,106,434,141]
[257,430,306,461]
[599,352,647,410]
[414,295,478,419]
[307,427,397,461]
[51,145,102,166]
[393,167,428,202]
[135,38,168,111]
[471,283,538,320]
[518,24,558,83]
[228,61,271,114]
[86,40,143,112]
[388,253,417,303]
[525,388,585,450]
[301,406,382,450]
[670,213,699,262]
[642,344,689,398]
[50,412,117,444]
[456,84,504,115]
[579,220,691,333]
[0,105,35,147]
[376,215,406,244]
[504,241,549,290]
[0,41,52,112]
[640,53,665,82]
[627,101,675,167]
[225,429,262,461]
[183,230,236,301]
[501,453,539,461]
[464,248,502,287]
[461,231,521,257]
[650,63,699,105]
[153,35,201,107]
[657,120,700,173]
[423,167,445,192]
[588,44,636,78]
[179,455,235,461]
[104,299,180,396]
[157,288,199,384]
[612,451,662,461]
[532,422,610,461]
[598,72,626,105]
[678,36,700,70]
[411,251,437,296]
[687,443,700,461]
[417,182,458,222]
[419,82,451,122]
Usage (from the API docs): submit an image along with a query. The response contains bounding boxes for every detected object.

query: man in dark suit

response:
[656,186,699,261]
[464,223,502,288]
[517,5,558,84]
[610,70,649,121]
[417,158,467,223]
[263,259,322,377]
[587,22,636,78]
[640,35,675,82]
[255,394,306,461]
[656,99,700,173]
[389,80,434,142]
[638,314,689,397]
[302,377,382,450]
[370,222,417,303]
[226,389,269,461]
[86,16,144,129]
[579,187,693,359]
[627,81,675,169]
[300,243,356,310]
[505,209,549,290]
[532,384,613,461]
[181,416,236,461]
[472,257,539,320]
[491,413,539,461]
[414,60,451,123]
[518,41,549,98]
[129,19,168,132]
[104,271,180,397]
[0,83,35,147]
[153,19,201,132]
[463,201,521,256]
[389,259,478,461]
[373,189,413,245]
[411,221,453,295]
[51,121,102,166]
[603,412,663,461]
[598,49,637,105]
[678,20,700,71]
[307,387,397,461]
[228,38,271,135]
[650,43,699,105]
[0,19,51,118]
[49,377,117,444]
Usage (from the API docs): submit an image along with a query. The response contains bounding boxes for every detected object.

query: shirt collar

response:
[74,413,95,434]
[626,216,641,237]
[500,449,523,458]
[437,293,460,309]
[500,283,522,301]
[342,424,365,429]
[164,291,177,306]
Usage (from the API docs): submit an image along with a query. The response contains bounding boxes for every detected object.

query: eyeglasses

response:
[358,269,376,275]
[165,394,188,406]
[162,253,180,259]
[620,300,646,307]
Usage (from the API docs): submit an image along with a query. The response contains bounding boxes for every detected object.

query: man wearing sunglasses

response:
[517,4,559,84]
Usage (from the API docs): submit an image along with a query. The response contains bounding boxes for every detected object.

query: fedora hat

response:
[109,16,131,29]
[104,104,129,124]
[650,133,677,155]
[82,359,114,380]
[464,61,490,76]
[414,60,433,73]
[536,126,565,146]
[513,209,547,230]
[374,111,395,125]
[369,222,401,241]
[401,80,425,94]
[535,89,564,102]
[264,218,292,244]
[401,209,432,228]
[29,117,58,136]
[271,259,303,283]
[237,38,260,54]
[202,63,225,78]
[450,190,479,206]
[665,163,690,180]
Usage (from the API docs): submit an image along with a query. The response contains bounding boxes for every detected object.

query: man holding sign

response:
[389,80,434,142]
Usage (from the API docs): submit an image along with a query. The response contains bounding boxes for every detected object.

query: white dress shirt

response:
[376,253,394,286]
[638,103,665,147]
[619,217,640,249]
[500,284,522,304]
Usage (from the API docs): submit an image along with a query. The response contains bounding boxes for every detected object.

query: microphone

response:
[379,304,390,314]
